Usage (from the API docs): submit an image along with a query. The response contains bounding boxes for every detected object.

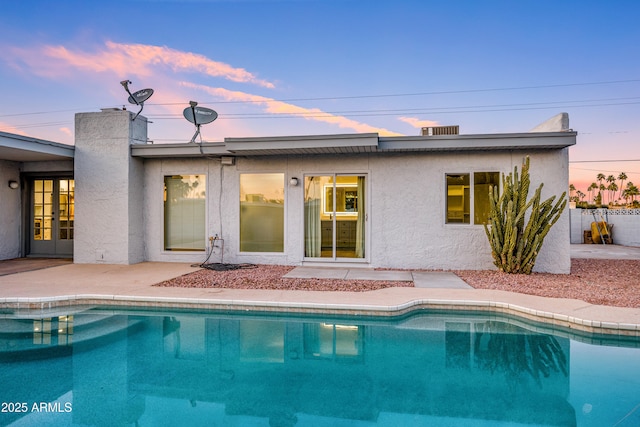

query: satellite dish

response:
[183,101,218,143]
[120,80,154,121]
[183,105,218,125]
[128,88,154,105]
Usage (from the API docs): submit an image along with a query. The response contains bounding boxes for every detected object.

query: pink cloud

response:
[7,41,275,88]
[59,127,72,137]
[398,117,440,128]
[0,122,29,136]
[182,82,404,136]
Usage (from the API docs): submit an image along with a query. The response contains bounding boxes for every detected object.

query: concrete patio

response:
[0,245,639,336]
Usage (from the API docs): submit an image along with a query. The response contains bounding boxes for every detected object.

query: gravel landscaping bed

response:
[455,259,640,308]
[155,259,640,308]
[155,264,414,292]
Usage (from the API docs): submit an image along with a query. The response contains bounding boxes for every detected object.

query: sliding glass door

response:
[304,174,366,260]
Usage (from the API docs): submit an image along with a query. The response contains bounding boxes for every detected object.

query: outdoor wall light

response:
[8,180,19,189]
[289,177,299,186]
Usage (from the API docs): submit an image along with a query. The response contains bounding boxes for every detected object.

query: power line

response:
[146,78,640,106]
[570,159,640,163]
[147,96,640,118]
[0,108,84,118]
[7,121,71,129]
[570,167,640,176]
[1,78,638,119]
[143,100,640,122]
[3,79,639,132]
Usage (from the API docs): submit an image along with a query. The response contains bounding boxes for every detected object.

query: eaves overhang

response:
[0,131,74,162]
[224,133,379,155]
[128,131,576,159]
[131,142,229,158]
[379,131,577,152]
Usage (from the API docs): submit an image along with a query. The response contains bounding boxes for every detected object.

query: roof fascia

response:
[224,133,379,153]
[131,142,229,158]
[379,131,577,151]
[0,131,74,160]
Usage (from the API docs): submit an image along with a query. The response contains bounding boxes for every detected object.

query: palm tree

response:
[622,182,637,205]
[597,173,605,188]
[607,182,618,205]
[598,184,606,206]
[606,175,616,204]
[626,182,639,204]
[588,182,598,203]
[569,183,576,200]
[618,172,628,200]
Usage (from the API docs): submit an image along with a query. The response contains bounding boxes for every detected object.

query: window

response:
[446,172,499,224]
[240,173,284,252]
[164,175,206,251]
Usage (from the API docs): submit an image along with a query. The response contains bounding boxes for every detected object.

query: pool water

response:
[1,307,639,427]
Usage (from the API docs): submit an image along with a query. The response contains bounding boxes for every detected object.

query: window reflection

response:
[162,317,205,360]
[303,323,363,361]
[445,322,471,368]
[33,315,73,346]
[239,320,285,363]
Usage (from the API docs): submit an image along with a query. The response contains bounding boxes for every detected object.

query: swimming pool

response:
[1,307,639,427]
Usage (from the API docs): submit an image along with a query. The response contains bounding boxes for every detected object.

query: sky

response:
[0,0,639,198]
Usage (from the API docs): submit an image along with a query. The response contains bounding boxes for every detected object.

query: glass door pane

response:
[58,179,74,240]
[334,175,364,259]
[33,179,54,241]
[305,175,333,258]
[304,174,366,260]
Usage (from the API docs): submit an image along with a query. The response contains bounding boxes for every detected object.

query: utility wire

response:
[570,159,640,163]
[144,78,640,106]
[146,96,640,117]
[2,78,638,118]
[145,99,640,121]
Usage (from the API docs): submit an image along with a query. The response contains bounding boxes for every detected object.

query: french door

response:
[30,178,74,257]
[304,174,366,260]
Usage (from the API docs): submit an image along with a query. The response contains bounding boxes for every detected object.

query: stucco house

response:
[0,110,575,273]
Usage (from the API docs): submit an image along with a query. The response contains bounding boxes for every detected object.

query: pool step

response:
[0,314,145,361]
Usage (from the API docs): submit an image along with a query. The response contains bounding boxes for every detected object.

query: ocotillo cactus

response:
[484,156,566,274]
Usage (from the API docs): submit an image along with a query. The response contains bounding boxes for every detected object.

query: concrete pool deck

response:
[0,244,639,336]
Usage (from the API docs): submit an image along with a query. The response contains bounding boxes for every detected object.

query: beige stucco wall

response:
[141,149,570,273]
[74,110,146,264]
[0,160,22,260]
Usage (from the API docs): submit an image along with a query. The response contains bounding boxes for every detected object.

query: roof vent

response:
[421,125,459,136]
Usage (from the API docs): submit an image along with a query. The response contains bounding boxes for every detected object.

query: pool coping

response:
[0,259,638,338]
[2,291,639,338]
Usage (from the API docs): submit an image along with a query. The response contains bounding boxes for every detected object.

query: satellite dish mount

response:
[183,101,218,143]
[120,80,154,121]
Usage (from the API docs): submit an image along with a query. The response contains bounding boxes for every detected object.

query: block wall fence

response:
[570,208,640,247]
